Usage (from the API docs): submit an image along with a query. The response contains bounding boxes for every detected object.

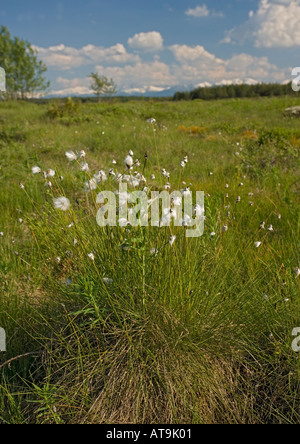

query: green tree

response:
[0,26,49,99]
[89,72,117,101]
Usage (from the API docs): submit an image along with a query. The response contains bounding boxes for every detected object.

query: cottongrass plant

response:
[0,100,299,425]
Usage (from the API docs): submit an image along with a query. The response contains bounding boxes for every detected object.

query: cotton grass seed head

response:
[169,235,176,246]
[53,197,70,212]
[32,166,41,174]
[65,151,77,161]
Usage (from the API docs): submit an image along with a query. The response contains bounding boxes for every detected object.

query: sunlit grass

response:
[0,96,299,424]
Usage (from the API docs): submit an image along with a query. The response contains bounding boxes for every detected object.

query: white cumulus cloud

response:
[127,31,164,51]
[224,0,300,47]
[185,4,223,18]
[33,43,139,70]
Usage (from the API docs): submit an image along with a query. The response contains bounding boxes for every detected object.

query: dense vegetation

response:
[0,26,49,99]
[173,82,298,101]
[0,96,299,424]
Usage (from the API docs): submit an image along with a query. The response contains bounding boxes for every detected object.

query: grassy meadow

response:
[0,96,299,424]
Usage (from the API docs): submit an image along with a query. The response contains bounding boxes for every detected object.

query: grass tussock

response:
[0,97,299,424]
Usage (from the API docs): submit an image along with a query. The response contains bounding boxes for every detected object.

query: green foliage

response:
[89,72,117,100]
[0,26,49,99]
[0,97,299,424]
[174,82,299,101]
[47,97,80,119]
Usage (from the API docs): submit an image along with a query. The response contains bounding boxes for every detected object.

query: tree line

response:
[173,82,297,101]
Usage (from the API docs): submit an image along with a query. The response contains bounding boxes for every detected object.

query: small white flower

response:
[128,150,134,156]
[151,174,155,180]
[225,184,229,189]
[53,197,71,212]
[112,159,117,165]
[180,161,186,168]
[103,277,113,285]
[19,183,25,189]
[46,169,55,178]
[45,181,52,188]
[193,204,204,217]
[236,196,241,203]
[32,166,41,174]
[56,257,61,264]
[124,154,134,169]
[169,235,176,246]
[277,214,282,220]
[267,225,274,232]
[65,151,77,161]
[73,238,78,246]
[260,221,265,230]
[239,182,244,187]
[78,150,86,158]
[0,232,4,236]
[294,267,300,278]
[222,225,228,232]
[172,195,182,207]
[210,232,216,237]
[183,156,188,163]
[181,187,191,198]
[80,162,89,172]
[209,172,213,176]
[85,179,97,191]
[147,118,156,124]
[254,241,262,248]
[18,218,23,224]
[150,247,158,256]
[88,253,95,261]
[94,170,107,183]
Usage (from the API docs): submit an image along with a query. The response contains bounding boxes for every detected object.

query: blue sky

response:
[0,0,298,95]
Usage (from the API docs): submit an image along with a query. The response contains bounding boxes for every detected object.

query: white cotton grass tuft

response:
[88,253,95,262]
[53,197,71,212]
[222,225,228,232]
[65,151,77,161]
[80,162,89,172]
[32,166,41,174]
[103,277,113,285]
[294,267,300,278]
[169,235,176,246]
[267,225,274,232]
[46,169,55,178]
[254,241,262,248]
[124,154,134,169]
